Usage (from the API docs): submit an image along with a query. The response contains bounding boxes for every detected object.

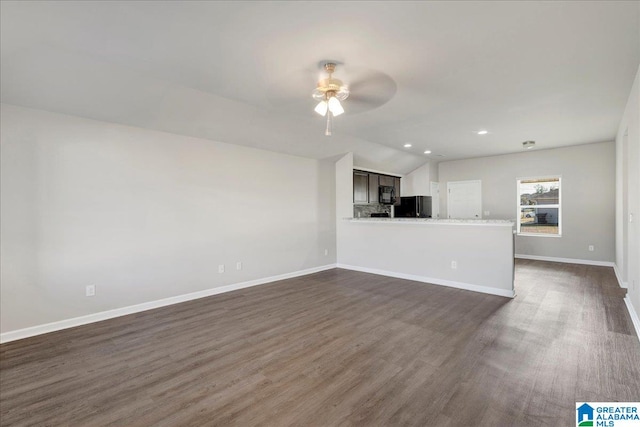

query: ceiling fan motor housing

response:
[313,63,350,101]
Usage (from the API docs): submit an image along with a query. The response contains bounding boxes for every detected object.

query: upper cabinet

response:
[368,173,379,204]
[353,171,369,204]
[353,170,401,205]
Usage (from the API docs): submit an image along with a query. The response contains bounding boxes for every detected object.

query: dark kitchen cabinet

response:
[368,173,379,204]
[379,175,394,187]
[353,171,369,204]
[354,169,401,205]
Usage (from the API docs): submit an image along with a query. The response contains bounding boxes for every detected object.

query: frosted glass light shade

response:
[314,101,328,116]
[328,96,344,116]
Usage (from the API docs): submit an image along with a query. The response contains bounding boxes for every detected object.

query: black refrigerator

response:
[395,196,432,218]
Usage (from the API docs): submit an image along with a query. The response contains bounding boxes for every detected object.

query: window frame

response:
[516,176,562,237]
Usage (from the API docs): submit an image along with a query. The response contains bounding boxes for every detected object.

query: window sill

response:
[517,233,562,238]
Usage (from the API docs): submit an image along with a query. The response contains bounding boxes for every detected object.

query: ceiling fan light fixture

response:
[328,96,344,116]
[314,100,328,116]
[313,62,350,135]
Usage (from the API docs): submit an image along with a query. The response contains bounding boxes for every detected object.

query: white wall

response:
[336,153,354,221]
[429,161,439,185]
[438,142,616,262]
[401,161,432,196]
[338,221,515,297]
[335,153,354,263]
[0,104,336,334]
[616,65,640,316]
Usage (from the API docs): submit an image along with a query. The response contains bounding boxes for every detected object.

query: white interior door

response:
[430,181,440,218]
[447,180,482,219]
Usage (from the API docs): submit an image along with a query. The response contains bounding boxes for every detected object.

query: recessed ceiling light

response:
[424,150,432,154]
[403,143,412,148]
[477,130,488,135]
[522,140,536,149]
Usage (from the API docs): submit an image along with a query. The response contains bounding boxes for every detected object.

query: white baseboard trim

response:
[613,264,628,289]
[624,297,640,341]
[0,264,337,344]
[336,264,515,298]
[515,254,615,267]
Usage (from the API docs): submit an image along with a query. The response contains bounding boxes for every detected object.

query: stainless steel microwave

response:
[379,185,395,205]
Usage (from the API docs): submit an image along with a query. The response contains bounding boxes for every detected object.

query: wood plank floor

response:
[1,260,639,426]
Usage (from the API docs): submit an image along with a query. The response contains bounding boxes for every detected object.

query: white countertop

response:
[346,217,515,226]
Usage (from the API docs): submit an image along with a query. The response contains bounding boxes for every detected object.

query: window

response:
[517,177,561,236]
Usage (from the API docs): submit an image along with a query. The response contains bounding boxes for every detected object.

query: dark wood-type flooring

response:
[1,260,639,426]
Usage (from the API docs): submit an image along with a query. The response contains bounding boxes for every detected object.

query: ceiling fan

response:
[312,63,349,136]
[266,61,397,135]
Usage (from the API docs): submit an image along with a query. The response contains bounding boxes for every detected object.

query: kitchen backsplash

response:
[354,204,392,218]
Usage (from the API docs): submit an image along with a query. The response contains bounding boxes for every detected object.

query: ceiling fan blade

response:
[348,92,395,106]
[348,72,397,101]
[265,64,397,116]
[339,70,396,115]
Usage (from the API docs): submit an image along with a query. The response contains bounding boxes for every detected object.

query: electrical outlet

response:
[588,245,594,252]
[218,264,225,273]
[86,285,96,297]
[451,261,457,269]
[324,249,329,256]
[236,262,242,270]
[484,211,490,216]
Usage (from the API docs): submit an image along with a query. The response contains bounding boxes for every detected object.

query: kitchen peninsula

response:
[337,217,515,298]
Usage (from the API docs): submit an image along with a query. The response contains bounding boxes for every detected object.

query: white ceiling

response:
[1,1,638,173]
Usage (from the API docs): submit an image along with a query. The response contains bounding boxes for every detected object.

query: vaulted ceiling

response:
[1,1,638,173]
